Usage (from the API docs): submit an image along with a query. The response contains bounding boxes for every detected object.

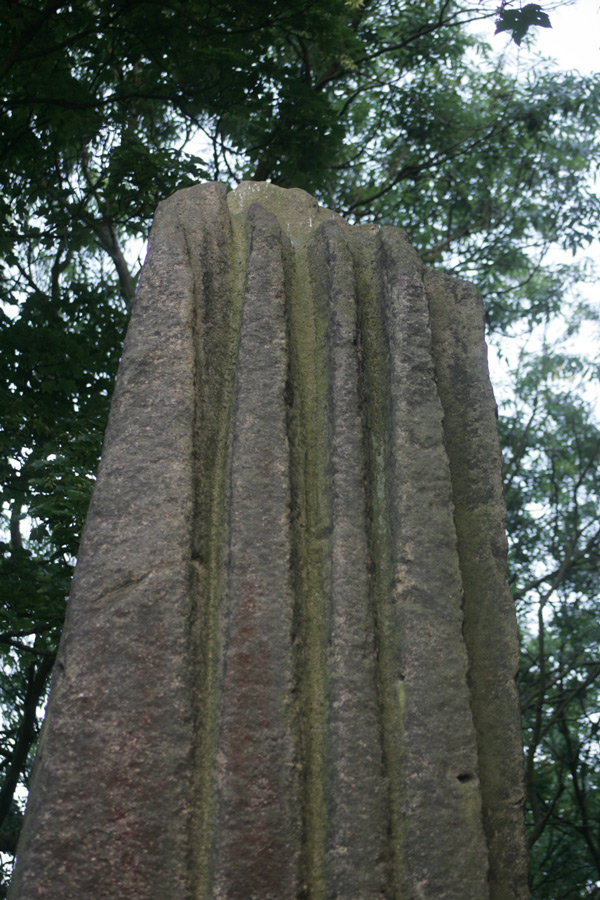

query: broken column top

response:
[11,182,528,900]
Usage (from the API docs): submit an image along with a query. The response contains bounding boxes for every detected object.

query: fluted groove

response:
[10,182,529,900]
[184,184,241,899]
[307,221,389,898]
[284,217,331,899]
[426,271,528,898]
[213,202,300,899]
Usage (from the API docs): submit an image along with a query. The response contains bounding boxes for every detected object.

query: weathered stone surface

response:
[10,182,529,900]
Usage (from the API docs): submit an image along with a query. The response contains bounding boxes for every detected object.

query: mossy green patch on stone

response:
[227,181,339,250]
[351,228,408,898]
[190,188,248,900]
[286,233,332,900]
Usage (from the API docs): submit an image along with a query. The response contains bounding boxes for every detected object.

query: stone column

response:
[9,182,529,900]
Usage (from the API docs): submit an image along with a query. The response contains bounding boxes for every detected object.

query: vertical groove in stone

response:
[376,227,490,899]
[307,221,388,898]
[425,271,529,900]
[351,225,406,899]
[285,224,330,900]
[213,203,300,900]
[175,184,242,900]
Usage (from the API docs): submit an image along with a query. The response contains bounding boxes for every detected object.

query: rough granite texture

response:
[10,182,529,900]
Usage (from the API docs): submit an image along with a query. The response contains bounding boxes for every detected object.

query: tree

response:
[1,0,599,895]
[502,352,600,898]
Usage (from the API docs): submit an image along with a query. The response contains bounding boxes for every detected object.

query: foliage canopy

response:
[1,1,599,896]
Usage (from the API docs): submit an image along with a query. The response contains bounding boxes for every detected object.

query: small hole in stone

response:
[457,773,474,783]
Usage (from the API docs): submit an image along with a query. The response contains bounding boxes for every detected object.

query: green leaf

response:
[495,3,552,46]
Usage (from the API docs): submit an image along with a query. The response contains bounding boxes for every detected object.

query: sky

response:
[479,0,600,416]
[468,0,599,72]
[527,0,599,73]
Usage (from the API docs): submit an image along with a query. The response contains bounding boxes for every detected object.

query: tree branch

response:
[0,0,65,82]
[0,655,55,834]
